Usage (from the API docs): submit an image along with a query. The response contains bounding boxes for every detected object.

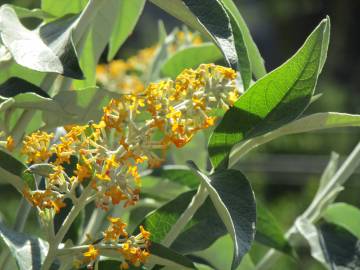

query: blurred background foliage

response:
[0,0,359,269]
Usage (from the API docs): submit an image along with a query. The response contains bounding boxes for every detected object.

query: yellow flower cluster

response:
[80,217,150,269]
[96,30,203,94]
[20,63,240,216]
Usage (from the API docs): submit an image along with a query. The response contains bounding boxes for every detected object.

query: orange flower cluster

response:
[80,217,150,269]
[20,62,240,215]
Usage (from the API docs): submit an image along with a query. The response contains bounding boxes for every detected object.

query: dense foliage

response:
[0,1,359,270]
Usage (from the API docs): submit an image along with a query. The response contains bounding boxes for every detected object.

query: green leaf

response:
[148,242,196,269]
[41,0,88,17]
[150,0,238,69]
[0,63,45,86]
[26,163,55,178]
[160,43,223,78]
[195,236,255,270]
[0,149,35,191]
[137,190,197,243]
[0,5,83,79]
[148,165,200,189]
[43,87,121,128]
[0,222,49,270]
[0,77,49,98]
[100,242,195,269]
[172,196,227,254]
[219,0,266,79]
[229,113,360,165]
[187,162,256,270]
[323,203,360,240]
[73,0,122,89]
[107,0,146,60]
[256,202,294,256]
[143,167,291,256]
[209,17,331,169]
[11,5,54,20]
[221,2,251,89]
[0,93,66,114]
[319,222,360,269]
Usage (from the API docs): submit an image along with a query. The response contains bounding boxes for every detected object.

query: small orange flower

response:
[6,136,14,152]
[83,245,99,261]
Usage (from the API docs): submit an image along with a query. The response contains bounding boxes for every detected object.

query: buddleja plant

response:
[0,0,359,270]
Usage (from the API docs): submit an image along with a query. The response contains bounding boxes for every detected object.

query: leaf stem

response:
[255,141,360,270]
[161,182,208,247]
[42,185,93,270]
[80,207,106,244]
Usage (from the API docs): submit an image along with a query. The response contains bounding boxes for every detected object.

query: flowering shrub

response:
[0,1,359,270]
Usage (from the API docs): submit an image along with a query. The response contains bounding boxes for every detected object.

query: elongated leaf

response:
[0,93,66,115]
[107,0,146,60]
[147,166,199,189]
[0,149,35,191]
[172,196,227,254]
[145,24,173,83]
[319,222,360,269]
[148,242,196,269]
[323,203,360,240]
[43,87,121,128]
[221,3,251,89]
[150,0,238,69]
[256,202,293,255]
[142,167,292,256]
[209,17,330,169]
[188,162,256,270]
[315,152,340,199]
[26,163,55,178]
[220,0,266,79]
[74,0,122,89]
[41,0,88,17]
[229,113,360,165]
[161,43,223,78]
[0,222,48,270]
[0,77,49,98]
[11,5,54,20]
[0,5,83,79]
[100,242,195,269]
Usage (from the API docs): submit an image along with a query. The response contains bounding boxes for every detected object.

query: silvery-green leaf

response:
[0,222,49,270]
[319,222,360,269]
[0,5,83,79]
[26,163,55,178]
[295,217,326,264]
[187,161,256,270]
[150,0,238,69]
[229,113,360,166]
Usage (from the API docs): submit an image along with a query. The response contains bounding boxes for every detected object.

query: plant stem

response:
[161,182,208,247]
[42,185,93,270]
[255,141,360,270]
[145,183,208,269]
[80,207,106,244]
